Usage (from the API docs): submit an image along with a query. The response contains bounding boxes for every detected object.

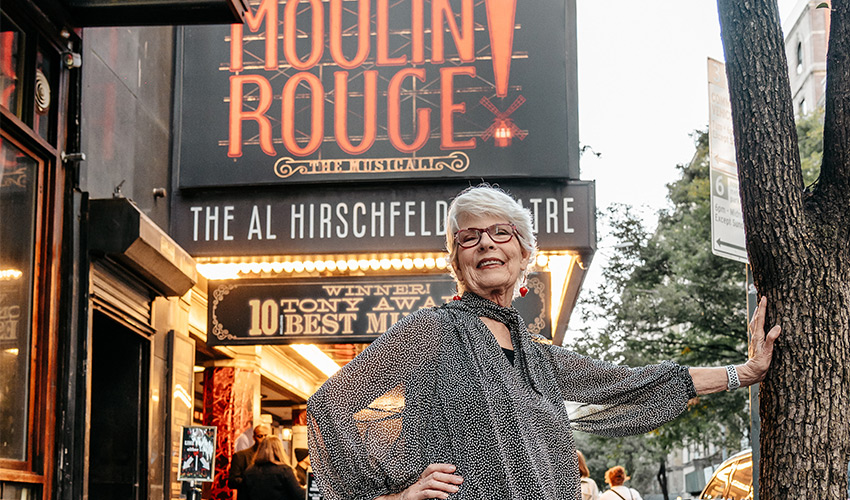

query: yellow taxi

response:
[698,449,752,500]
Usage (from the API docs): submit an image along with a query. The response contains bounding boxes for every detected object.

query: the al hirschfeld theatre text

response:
[189,196,576,243]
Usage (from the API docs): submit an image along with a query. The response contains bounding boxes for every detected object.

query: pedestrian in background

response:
[307,184,782,500]
[577,450,599,500]
[242,436,305,500]
[599,466,642,500]
[228,424,270,497]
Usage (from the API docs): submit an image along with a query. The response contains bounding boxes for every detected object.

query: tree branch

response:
[716,0,807,279]
[815,0,850,234]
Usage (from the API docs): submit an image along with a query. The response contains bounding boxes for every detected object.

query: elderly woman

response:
[306,185,780,500]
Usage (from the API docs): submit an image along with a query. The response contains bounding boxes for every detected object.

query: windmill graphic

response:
[480,95,528,147]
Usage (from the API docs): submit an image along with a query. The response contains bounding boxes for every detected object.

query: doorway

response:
[88,311,149,500]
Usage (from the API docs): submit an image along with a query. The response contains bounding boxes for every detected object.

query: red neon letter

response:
[284,0,324,70]
[334,71,377,155]
[388,68,431,153]
[485,0,518,97]
[282,72,324,156]
[330,0,370,69]
[377,0,406,66]
[411,0,425,64]
[440,66,476,150]
[230,0,278,72]
[431,0,474,64]
[228,75,275,157]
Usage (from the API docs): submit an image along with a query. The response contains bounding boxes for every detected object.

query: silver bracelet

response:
[725,364,740,391]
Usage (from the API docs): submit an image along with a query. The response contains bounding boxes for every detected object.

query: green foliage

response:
[573,115,825,492]
[574,130,749,490]
[796,107,824,188]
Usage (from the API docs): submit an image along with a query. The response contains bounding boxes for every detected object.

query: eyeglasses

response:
[454,223,519,248]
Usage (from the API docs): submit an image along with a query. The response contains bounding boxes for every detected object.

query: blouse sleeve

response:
[537,343,697,437]
[306,309,446,500]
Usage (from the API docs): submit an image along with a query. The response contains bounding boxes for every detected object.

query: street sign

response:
[708,58,748,264]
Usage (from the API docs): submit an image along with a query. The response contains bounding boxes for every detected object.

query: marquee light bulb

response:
[369,259,381,271]
[315,260,326,272]
[347,259,358,270]
[391,259,403,270]
[325,260,337,271]
[402,258,413,270]
[380,259,391,270]
[425,258,436,269]
[337,260,348,271]
[358,259,369,271]
[304,261,316,272]
[293,261,305,273]
[536,254,549,267]
[282,262,294,273]
[413,258,424,269]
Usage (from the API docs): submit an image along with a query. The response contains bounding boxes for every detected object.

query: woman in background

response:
[242,436,305,500]
[599,466,642,500]
[577,450,599,500]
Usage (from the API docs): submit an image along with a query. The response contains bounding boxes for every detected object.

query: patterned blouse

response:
[307,292,696,500]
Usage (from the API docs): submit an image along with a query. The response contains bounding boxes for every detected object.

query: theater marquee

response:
[173,181,595,256]
[175,0,579,187]
[208,273,551,345]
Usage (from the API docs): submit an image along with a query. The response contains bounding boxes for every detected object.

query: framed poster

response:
[306,472,323,500]
[178,426,217,482]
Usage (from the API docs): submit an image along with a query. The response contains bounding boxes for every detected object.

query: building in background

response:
[784,0,830,116]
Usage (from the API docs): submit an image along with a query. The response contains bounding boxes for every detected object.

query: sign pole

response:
[747,265,760,499]
[708,57,756,496]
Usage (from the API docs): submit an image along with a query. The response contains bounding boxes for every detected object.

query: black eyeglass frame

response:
[453,223,520,248]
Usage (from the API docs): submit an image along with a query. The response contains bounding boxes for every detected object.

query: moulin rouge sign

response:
[177,0,575,187]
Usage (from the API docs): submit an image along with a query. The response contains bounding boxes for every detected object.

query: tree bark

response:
[716,0,850,497]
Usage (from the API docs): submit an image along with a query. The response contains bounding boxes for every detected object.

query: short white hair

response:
[445,184,537,295]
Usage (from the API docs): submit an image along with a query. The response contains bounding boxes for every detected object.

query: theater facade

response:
[0,0,593,499]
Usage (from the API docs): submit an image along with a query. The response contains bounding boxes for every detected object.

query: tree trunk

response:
[656,459,668,500]
[716,0,850,497]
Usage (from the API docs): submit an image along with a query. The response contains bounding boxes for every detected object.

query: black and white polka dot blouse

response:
[307,292,696,500]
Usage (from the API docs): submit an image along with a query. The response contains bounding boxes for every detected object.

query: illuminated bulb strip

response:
[196,264,241,280]
[290,344,340,377]
[197,253,452,278]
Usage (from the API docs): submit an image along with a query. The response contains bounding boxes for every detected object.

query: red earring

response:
[519,286,529,297]
[453,294,462,301]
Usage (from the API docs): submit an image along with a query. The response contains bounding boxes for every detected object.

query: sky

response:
[567,0,800,335]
